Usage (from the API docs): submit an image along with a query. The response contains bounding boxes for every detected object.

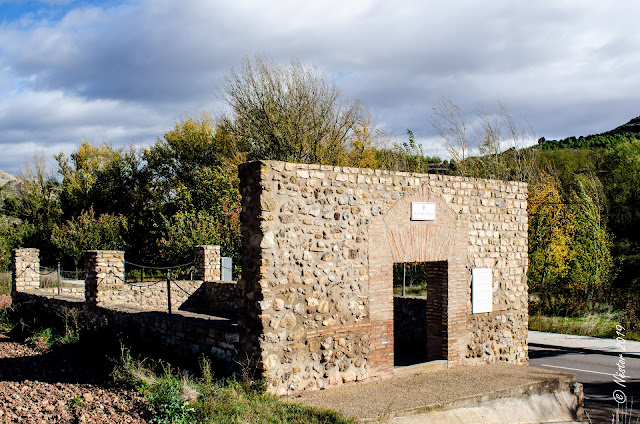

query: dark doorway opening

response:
[393,261,447,367]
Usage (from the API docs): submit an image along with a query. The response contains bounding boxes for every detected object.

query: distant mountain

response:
[0,170,20,198]
[0,170,17,186]
[602,116,640,136]
[537,116,640,150]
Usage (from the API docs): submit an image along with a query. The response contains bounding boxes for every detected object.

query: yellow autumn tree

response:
[528,172,575,313]
[347,113,380,169]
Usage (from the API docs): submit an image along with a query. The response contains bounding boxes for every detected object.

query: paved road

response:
[529,331,640,424]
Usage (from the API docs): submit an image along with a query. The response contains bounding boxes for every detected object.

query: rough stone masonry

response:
[237,160,528,395]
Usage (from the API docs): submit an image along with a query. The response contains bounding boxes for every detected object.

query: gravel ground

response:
[0,306,150,423]
[0,295,10,309]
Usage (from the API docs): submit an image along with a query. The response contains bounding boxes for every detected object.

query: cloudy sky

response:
[0,0,638,175]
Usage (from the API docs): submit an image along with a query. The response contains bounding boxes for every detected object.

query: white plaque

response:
[472,268,493,313]
[411,202,435,221]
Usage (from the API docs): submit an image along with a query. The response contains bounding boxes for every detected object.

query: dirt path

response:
[0,321,149,423]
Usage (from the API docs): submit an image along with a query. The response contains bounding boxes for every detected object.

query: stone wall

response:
[194,245,221,282]
[95,279,206,312]
[185,281,241,313]
[11,248,40,295]
[81,247,240,313]
[84,250,125,309]
[13,290,240,364]
[238,160,528,395]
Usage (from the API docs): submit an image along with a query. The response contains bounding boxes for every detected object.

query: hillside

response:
[536,115,640,150]
[0,170,17,187]
[602,115,640,135]
[0,170,21,199]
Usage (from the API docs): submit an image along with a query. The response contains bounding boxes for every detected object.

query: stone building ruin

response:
[12,159,528,396]
[238,160,528,395]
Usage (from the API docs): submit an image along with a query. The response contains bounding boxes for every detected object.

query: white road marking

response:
[540,364,613,376]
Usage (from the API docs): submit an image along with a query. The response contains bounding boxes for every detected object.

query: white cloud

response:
[0,0,639,173]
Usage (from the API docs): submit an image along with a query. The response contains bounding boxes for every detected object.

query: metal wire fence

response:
[10,260,205,314]
[122,260,199,314]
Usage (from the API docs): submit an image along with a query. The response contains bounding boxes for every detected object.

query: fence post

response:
[402,263,406,296]
[11,248,40,297]
[166,271,172,315]
[57,261,61,295]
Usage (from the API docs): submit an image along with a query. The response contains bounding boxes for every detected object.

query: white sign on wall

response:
[411,202,436,221]
[472,268,493,314]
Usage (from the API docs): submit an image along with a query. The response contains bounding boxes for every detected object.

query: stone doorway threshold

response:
[394,359,447,377]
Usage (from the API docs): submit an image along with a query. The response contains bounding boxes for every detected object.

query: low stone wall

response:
[39,286,85,297]
[95,280,205,312]
[186,281,241,312]
[13,290,240,364]
[95,280,241,314]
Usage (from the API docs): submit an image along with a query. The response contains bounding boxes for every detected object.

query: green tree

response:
[375,130,443,173]
[13,154,62,264]
[17,154,61,227]
[0,219,35,270]
[566,174,614,307]
[158,210,224,265]
[51,207,127,272]
[603,139,640,238]
[145,114,242,266]
[55,141,122,218]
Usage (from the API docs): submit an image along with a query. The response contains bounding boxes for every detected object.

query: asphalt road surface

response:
[529,343,640,423]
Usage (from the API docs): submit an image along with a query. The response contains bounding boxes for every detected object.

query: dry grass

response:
[529,312,627,339]
[393,283,427,297]
[0,271,10,295]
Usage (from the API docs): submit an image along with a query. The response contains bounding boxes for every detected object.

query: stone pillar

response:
[193,245,221,282]
[84,250,125,308]
[11,248,40,297]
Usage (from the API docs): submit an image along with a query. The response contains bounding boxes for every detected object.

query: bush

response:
[112,346,356,424]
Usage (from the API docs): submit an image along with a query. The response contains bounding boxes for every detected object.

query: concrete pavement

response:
[529,330,640,358]
[288,363,583,423]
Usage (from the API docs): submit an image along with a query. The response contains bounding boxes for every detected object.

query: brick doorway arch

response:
[367,185,468,377]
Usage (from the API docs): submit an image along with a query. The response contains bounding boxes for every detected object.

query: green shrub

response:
[67,396,84,409]
[0,308,13,333]
[27,327,54,349]
[113,345,356,424]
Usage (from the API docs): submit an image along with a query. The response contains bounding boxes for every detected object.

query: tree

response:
[375,130,443,173]
[145,112,240,206]
[220,55,368,165]
[346,112,380,169]
[18,153,61,227]
[527,172,574,313]
[0,218,35,270]
[603,139,640,237]
[566,174,614,306]
[51,207,127,272]
[55,141,122,218]
[145,114,242,266]
[158,210,224,266]
[431,98,538,181]
[431,97,470,170]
